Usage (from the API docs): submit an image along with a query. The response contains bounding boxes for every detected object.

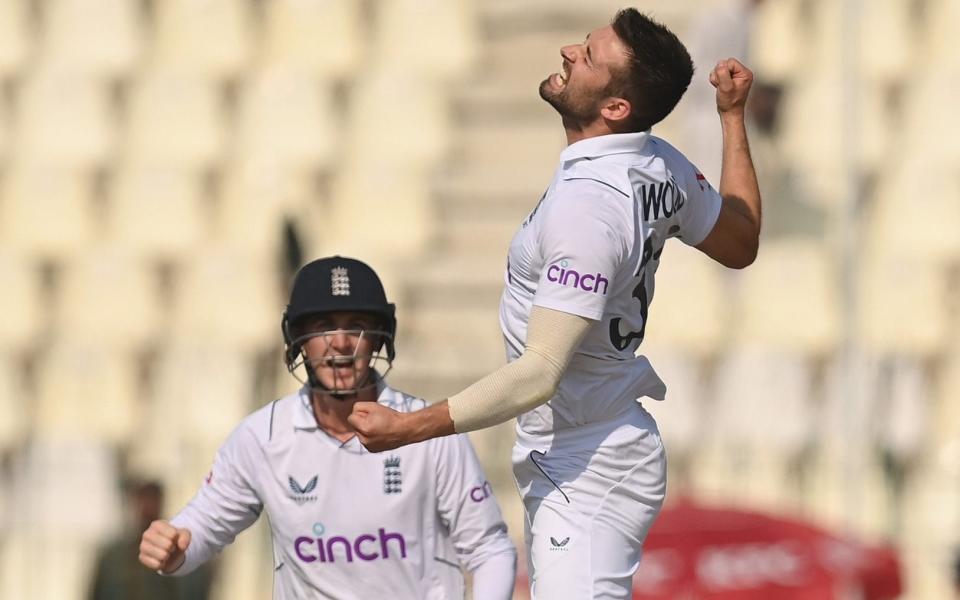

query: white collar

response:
[559,130,652,163]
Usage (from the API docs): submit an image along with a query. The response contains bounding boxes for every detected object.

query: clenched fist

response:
[139,519,191,574]
[709,58,754,116]
[348,401,408,453]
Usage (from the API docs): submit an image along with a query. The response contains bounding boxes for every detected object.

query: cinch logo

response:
[546,261,609,295]
[294,525,407,564]
[469,481,493,503]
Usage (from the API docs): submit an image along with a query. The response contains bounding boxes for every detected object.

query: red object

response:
[633,498,903,600]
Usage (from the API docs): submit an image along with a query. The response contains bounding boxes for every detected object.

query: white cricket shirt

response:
[169,380,516,599]
[500,131,722,437]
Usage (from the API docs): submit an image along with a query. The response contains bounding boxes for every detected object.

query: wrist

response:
[719,109,746,126]
[407,401,455,443]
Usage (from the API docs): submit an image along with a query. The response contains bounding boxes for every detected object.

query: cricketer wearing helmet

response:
[139,256,517,600]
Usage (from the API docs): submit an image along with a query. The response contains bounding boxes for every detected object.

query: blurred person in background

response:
[89,480,214,600]
[138,256,516,599]
[348,8,762,599]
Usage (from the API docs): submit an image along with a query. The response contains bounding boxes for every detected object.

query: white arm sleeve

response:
[434,434,516,599]
[167,424,264,575]
[448,306,592,433]
[471,552,519,599]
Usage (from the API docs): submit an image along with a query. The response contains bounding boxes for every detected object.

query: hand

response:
[348,402,410,452]
[709,58,753,116]
[139,520,191,574]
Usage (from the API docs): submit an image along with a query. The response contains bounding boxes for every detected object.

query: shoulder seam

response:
[561,176,630,198]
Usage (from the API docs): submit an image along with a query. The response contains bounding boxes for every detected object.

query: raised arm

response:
[695,58,761,269]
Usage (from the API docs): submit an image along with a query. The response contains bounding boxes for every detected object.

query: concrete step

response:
[450,119,564,173]
[393,304,505,376]
[397,255,506,309]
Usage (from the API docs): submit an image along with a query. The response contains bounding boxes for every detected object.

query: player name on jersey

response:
[640,175,686,222]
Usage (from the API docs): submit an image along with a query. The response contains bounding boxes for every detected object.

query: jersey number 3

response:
[609,240,663,351]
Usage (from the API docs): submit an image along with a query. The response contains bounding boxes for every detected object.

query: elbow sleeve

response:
[447,306,592,432]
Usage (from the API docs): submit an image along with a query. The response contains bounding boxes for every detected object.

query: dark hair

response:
[608,9,694,132]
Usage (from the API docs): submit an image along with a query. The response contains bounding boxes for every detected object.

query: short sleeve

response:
[676,164,722,246]
[532,180,628,320]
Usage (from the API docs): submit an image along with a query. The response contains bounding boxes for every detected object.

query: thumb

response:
[176,528,192,553]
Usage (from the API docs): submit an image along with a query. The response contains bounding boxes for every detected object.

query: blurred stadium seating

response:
[0,1,957,598]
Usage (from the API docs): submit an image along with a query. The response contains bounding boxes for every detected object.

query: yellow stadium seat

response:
[922,0,960,73]
[55,243,160,350]
[124,71,225,168]
[108,164,207,259]
[0,250,42,350]
[6,437,123,536]
[749,0,802,82]
[812,354,894,536]
[1,532,98,600]
[151,0,252,78]
[0,165,94,261]
[34,341,139,443]
[731,238,841,355]
[934,350,960,448]
[327,162,434,259]
[15,69,115,167]
[857,255,950,356]
[153,342,256,445]
[0,90,9,163]
[346,69,450,168]
[261,0,364,78]
[902,73,960,170]
[641,348,707,458]
[859,0,914,84]
[236,69,338,171]
[643,241,729,357]
[216,162,311,256]
[689,345,814,510]
[170,244,281,350]
[372,0,478,78]
[780,75,891,176]
[39,0,141,77]
[878,356,931,464]
[713,345,814,457]
[867,162,960,263]
[0,0,29,78]
[0,353,27,449]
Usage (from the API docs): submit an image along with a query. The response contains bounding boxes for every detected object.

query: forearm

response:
[447,307,592,433]
[397,346,562,441]
[470,549,518,600]
[447,347,562,432]
[387,308,591,443]
[718,112,761,235]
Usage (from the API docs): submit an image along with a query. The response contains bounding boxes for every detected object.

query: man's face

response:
[539,25,630,125]
[299,311,381,394]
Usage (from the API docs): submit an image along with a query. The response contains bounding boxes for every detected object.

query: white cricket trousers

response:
[512,403,666,599]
